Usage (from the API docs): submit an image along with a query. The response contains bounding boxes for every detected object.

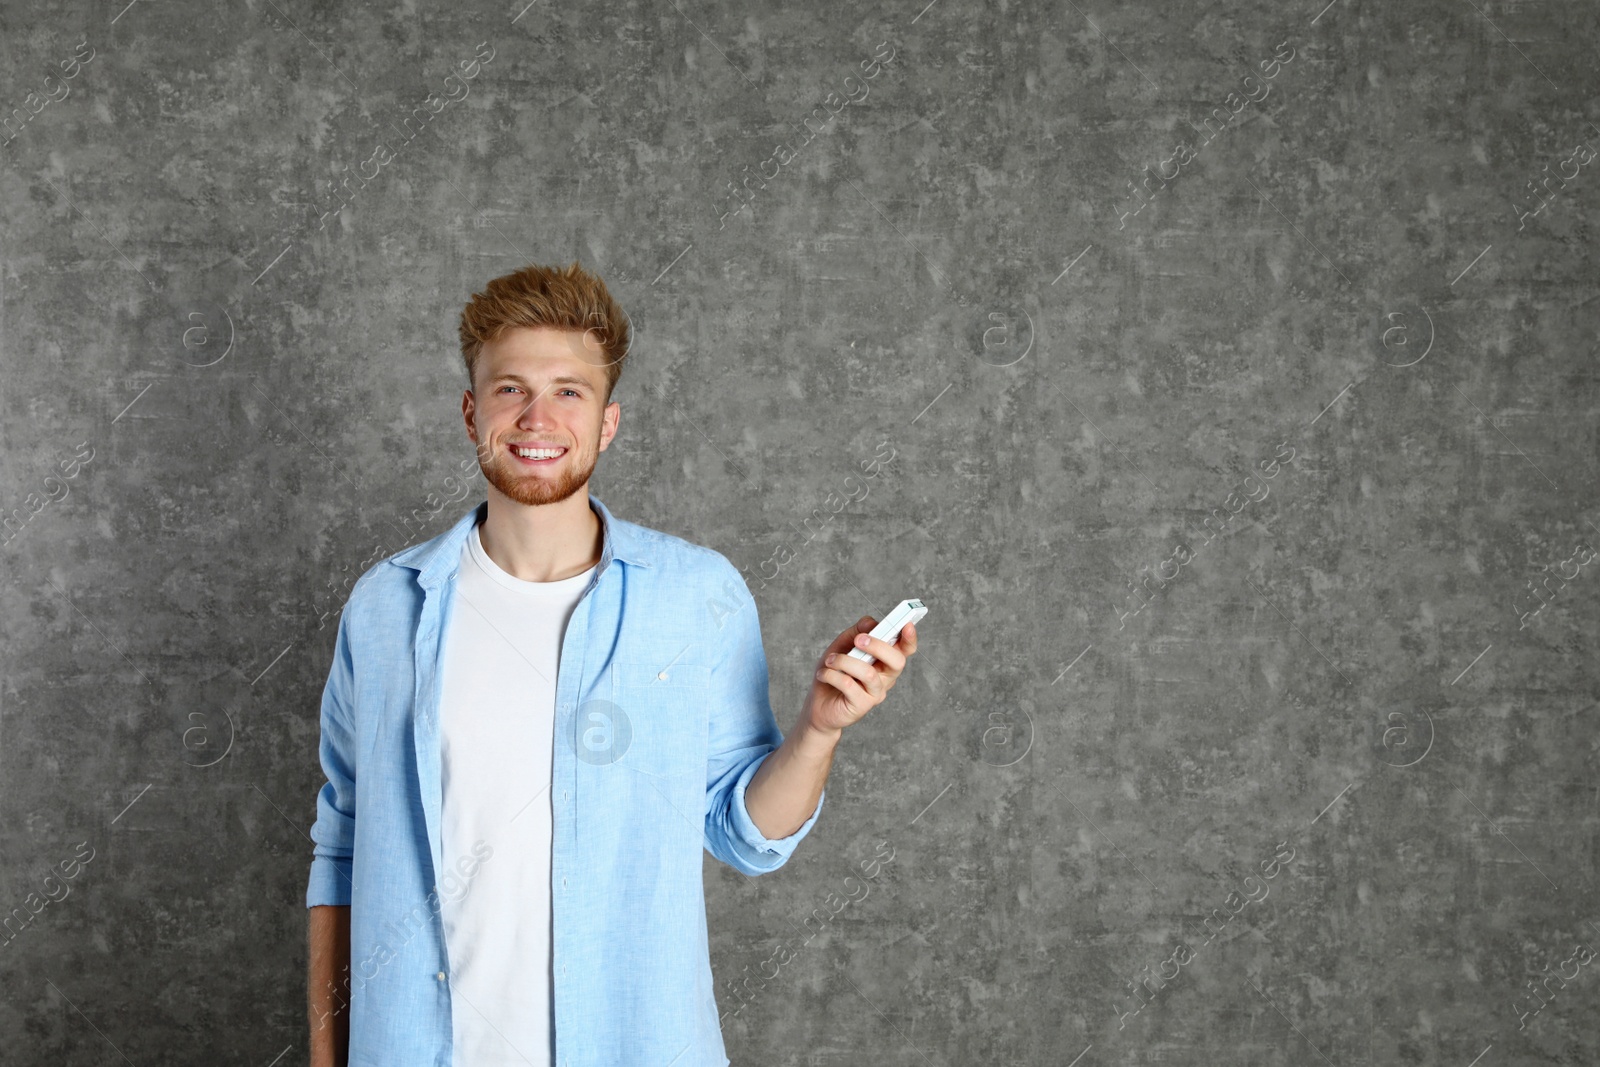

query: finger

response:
[825,650,886,696]
[827,617,877,656]
[817,662,875,707]
[899,621,919,655]
[848,632,906,673]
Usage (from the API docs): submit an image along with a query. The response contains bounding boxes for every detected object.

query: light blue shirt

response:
[307,494,826,1067]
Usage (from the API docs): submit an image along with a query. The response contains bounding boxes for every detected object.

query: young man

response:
[305,262,920,1067]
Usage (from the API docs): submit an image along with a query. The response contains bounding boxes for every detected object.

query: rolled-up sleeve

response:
[306,603,359,907]
[703,563,825,876]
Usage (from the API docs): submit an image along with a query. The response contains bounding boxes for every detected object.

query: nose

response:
[514,386,562,428]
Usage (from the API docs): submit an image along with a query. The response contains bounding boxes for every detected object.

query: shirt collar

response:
[390,493,652,590]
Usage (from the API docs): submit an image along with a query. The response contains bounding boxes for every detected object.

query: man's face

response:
[462,326,621,508]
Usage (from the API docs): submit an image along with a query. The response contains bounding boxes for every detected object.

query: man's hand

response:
[801,614,920,735]
[744,614,921,841]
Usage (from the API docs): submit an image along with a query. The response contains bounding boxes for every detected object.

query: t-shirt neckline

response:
[466,522,597,595]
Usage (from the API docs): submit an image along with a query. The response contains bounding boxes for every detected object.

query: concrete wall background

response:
[2,0,1597,1063]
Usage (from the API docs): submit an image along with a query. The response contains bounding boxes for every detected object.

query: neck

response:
[477,485,603,582]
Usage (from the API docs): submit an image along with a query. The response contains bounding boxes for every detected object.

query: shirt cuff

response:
[728,750,825,870]
[306,854,354,908]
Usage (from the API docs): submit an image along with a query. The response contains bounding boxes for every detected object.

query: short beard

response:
[478,435,599,507]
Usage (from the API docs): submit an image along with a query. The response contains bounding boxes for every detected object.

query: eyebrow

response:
[486,374,593,389]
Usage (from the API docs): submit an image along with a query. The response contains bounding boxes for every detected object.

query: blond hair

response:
[458,261,631,402]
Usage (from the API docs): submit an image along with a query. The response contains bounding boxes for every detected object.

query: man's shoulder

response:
[613,516,756,635]
[333,503,752,622]
[338,536,436,622]
[616,514,741,586]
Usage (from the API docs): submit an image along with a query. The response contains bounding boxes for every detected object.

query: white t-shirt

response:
[438,520,595,1067]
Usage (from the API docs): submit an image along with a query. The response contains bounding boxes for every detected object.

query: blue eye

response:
[495,385,580,396]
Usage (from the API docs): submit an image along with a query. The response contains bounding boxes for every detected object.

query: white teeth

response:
[511,445,564,460]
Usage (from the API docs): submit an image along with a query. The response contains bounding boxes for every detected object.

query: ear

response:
[462,388,479,445]
[598,399,621,452]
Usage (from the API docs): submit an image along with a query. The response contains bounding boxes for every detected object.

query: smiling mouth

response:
[508,443,568,465]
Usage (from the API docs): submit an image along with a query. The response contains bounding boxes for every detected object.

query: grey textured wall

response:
[2,0,1597,1063]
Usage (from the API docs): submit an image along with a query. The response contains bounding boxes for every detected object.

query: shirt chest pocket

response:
[608,660,713,783]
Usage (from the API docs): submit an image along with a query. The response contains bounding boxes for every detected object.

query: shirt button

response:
[658,671,669,680]
[436,971,446,982]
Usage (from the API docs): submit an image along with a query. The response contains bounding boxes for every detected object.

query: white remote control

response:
[847,599,928,665]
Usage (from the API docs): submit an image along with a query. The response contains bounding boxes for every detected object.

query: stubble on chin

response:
[480,446,596,507]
